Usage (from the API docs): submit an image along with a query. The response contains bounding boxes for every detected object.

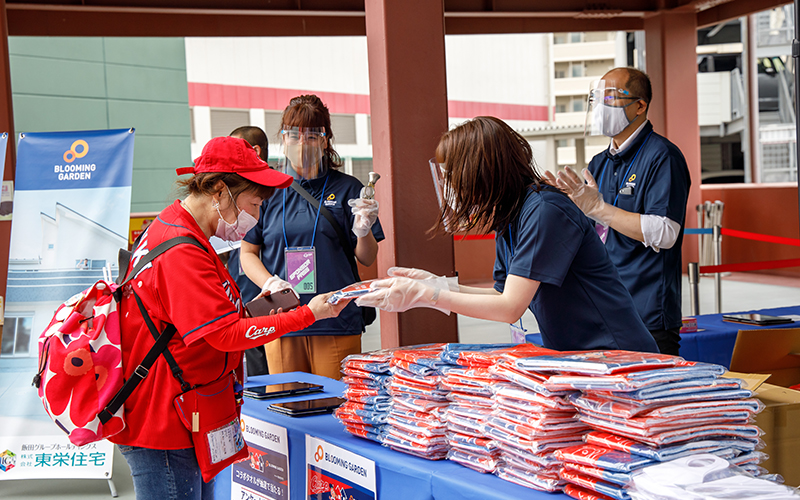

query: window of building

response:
[554,34,567,44]
[330,114,357,144]
[555,70,566,79]
[1,316,33,357]
[264,111,283,145]
[351,158,374,186]
[571,63,584,78]
[569,32,583,43]
[556,104,567,113]
[572,99,585,112]
[210,109,249,139]
[557,140,568,148]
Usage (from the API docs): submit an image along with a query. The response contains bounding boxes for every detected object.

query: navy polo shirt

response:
[243,168,384,336]
[226,248,262,304]
[587,121,691,331]
[493,185,657,353]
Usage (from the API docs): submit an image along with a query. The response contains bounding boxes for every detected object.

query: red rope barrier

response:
[699,258,800,274]
[720,228,800,247]
[455,234,495,241]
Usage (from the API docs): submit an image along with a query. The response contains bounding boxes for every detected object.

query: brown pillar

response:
[644,12,701,266]
[0,0,15,325]
[365,0,458,348]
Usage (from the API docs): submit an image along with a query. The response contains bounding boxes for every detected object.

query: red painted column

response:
[644,12,701,266]
[364,0,458,347]
[0,0,15,325]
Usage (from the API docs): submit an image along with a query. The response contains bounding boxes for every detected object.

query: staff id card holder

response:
[282,174,330,295]
[285,246,317,294]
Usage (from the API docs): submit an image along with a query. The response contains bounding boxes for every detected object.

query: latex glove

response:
[261,275,292,296]
[546,167,615,226]
[348,198,379,238]
[355,276,450,315]
[388,267,460,291]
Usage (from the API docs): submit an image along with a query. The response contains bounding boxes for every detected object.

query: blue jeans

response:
[118,445,215,500]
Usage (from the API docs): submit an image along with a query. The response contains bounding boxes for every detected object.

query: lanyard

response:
[282,173,330,248]
[597,131,653,206]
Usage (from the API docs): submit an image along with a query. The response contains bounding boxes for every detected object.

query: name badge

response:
[285,246,317,294]
[595,222,609,244]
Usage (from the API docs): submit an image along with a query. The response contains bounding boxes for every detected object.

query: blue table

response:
[680,305,800,368]
[215,372,560,500]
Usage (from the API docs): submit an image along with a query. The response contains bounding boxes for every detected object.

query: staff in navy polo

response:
[545,67,691,356]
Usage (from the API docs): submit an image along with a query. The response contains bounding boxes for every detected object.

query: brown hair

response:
[433,116,544,234]
[177,173,275,203]
[280,94,342,168]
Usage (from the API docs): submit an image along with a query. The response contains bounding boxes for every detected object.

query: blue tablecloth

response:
[680,305,800,368]
[215,371,561,500]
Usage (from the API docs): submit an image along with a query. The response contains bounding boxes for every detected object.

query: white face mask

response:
[214,187,258,242]
[285,144,325,179]
[590,97,638,137]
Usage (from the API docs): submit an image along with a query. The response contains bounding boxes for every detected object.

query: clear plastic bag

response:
[446,448,503,473]
[495,465,565,492]
[559,468,631,500]
[554,444,657,473]
[514,350,682,375]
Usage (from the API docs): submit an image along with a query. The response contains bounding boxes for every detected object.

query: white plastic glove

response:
[388,266,460,291]
[355,276,451,315]
[261,275,292,296]
[348,198,379,238]
[545,167,615,226]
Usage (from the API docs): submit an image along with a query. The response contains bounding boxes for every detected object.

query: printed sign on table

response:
[232,415,290,500]
[306,435,376,500]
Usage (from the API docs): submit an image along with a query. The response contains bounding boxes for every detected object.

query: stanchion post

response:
[713,225,722,313]
[696,204,703,264]
[688,262,700,316]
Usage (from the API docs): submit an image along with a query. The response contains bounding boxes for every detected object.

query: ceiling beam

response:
[696,0,790,26]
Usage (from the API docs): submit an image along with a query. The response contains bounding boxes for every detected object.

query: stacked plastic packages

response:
[335,348,397,443]
[478,344,592,492]
[383,344,451,459]
[438,344,516,473]
[508,350,771,500]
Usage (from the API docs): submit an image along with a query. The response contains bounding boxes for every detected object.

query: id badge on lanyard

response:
[285,246,317,294]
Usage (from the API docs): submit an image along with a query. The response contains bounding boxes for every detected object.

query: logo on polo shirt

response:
[323,193,337,207]
[628,174,636,182]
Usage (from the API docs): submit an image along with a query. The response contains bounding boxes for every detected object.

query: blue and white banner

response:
[0,128,134,485]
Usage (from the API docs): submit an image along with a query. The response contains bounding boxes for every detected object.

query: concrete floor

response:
[2,272,799,499]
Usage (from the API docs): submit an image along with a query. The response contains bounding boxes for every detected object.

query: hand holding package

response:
[356,275,458,315]
[261,275,293,296]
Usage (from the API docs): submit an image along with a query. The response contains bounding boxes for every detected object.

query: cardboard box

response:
[753,382,800,487]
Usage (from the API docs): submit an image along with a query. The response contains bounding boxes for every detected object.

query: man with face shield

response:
[544,67,691,356]
[239,94,384,380]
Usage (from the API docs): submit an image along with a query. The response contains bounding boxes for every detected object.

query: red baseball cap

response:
[176,136,293,188]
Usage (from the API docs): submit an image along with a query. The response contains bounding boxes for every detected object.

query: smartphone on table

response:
[721,313,793,326]
[245,289,301,317]
[243,382,324,400]
[268,396,346,416]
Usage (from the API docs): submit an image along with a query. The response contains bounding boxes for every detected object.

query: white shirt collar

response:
[609,120,649,156]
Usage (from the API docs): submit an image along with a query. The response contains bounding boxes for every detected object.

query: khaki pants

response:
[265,334,362,380]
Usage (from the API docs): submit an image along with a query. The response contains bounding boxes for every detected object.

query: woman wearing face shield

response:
[111,136,350,500]
[356,116,658,353]
[240,94,384,379]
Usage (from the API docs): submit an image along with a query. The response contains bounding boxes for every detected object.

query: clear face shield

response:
[278,126,328,180]
[585,80,642,138]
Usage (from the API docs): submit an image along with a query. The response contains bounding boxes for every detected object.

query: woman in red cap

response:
[110,136,350,500]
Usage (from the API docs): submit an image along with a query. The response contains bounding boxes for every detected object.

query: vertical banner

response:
[232,415,290,500]
[306,435,376,500]
[0,128,134,484]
